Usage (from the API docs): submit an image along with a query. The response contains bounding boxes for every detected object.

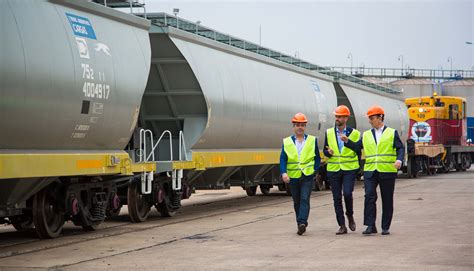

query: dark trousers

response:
[328,170,357,226]
[289,174,314,226]
[363,171,396,230]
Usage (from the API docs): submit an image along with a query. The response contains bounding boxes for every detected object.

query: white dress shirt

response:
[295,138,306,158]
[374,125,385,144]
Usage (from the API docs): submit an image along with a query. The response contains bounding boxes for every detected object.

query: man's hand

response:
[282,173,290,183]
[394,160,402,170]
[325,146,334,155]
[340,134,348,143]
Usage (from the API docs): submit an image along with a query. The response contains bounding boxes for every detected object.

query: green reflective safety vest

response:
[363,127,398,173]
[326,128,360,172]
[283,135,316,179]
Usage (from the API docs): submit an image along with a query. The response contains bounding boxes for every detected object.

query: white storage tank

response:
[442,80,474,140]
[391,79,436,99]
[364,77,391,88]
[442,80,474,115]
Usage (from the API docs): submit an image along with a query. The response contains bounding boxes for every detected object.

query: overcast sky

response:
[134,0,473,70]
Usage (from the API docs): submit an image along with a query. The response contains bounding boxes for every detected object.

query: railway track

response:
[0,190,333,259]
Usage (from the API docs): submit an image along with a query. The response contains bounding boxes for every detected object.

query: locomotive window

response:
[435,99,444,107]
[449,104,459,120]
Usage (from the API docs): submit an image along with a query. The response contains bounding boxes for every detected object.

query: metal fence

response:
[329,66,474,80]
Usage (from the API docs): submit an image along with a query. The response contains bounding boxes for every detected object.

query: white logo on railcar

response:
[75,37,89,59]
[310,80,320,92]
[94,43,111,57]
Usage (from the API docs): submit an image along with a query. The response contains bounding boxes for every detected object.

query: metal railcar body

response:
[121,12,409,222]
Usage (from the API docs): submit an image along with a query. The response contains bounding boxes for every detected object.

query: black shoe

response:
[347,216,356,231]
[336,225,348,235]
[362,226,378,235]
[297,224,306,235]
[381,229,390,235]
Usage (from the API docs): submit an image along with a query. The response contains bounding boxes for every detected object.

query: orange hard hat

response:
[292,112,308,123]
[333,105,351,116]
[366,105,385,117]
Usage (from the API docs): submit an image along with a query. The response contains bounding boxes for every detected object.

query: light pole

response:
[195,20,201,34]
[398,55,404,75]
[259,24,262,46]
[173,8,180,28]
[447,56,453,76]
[347,52,353,74]
[466,43,472,73]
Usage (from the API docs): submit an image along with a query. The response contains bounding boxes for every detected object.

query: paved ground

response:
[0,170,473,270]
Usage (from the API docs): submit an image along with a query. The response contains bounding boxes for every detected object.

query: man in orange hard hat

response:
[349,105,404,235]
[280,113,321,235]
[323,105,361,235]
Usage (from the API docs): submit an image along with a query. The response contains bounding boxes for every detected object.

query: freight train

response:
[0,1,470,239]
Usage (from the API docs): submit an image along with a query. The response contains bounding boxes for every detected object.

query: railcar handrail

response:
[139,129,189,163]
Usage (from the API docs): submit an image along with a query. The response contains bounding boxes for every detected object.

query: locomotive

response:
[405,94,473,177]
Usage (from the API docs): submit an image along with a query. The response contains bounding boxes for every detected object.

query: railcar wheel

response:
[127,180,152,223]
[260,185,271,195]
[32,184,65,239]
[407,157,418,179]
[156,202,177,217]
[106,205,122,217]
[245,186,257,196]
[461,154,468,171]
[437,159,448,173]
[446,154,455,172]
[106,193,122,217]
[455,154,463,171]
[156,188,179,217]
[423,159,432,176]
[429,158,437,175]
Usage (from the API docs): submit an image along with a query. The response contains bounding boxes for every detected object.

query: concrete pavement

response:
[0,170,473,270]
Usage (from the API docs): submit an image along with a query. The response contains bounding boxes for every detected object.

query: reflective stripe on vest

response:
[363,127,397,173]
[283,135,316,179]
[326,128,360,172]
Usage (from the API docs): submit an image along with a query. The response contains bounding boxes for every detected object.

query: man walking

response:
[280,113,321,235]
[347,105,404,235]
[323,105,360,235]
